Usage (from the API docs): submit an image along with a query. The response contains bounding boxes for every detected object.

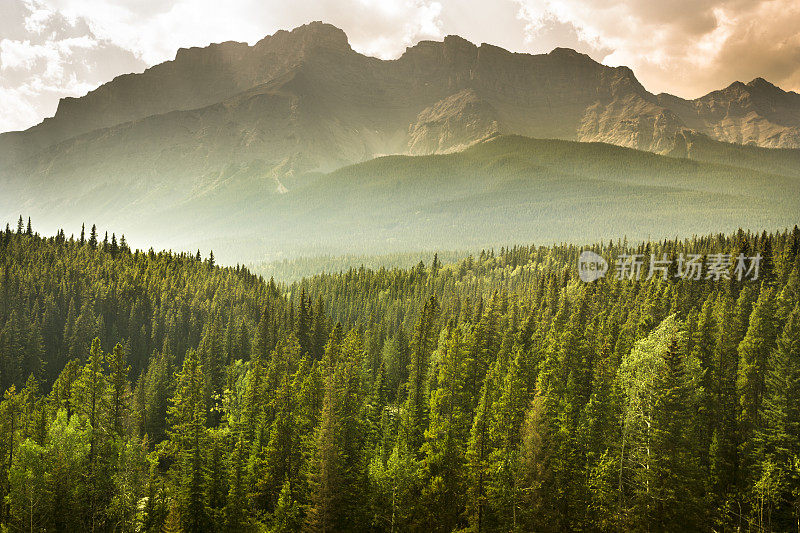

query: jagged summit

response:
[547,47,595,62]
[254,21,353,53]
[746,77,782,91]
[174,40,250,62]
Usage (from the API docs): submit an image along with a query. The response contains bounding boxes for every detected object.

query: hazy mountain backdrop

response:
[2,21,799,263]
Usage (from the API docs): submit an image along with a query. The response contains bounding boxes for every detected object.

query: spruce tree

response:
[419,326,469,530]
[168,349,209,532]
[649,336,703,530]
[89,224,98,249]
[738,287,778,472]
[486,347,530,531]
[404,296,439,454]
[756,306,800,530]
[224,435,250,531]
[107,343,130,436]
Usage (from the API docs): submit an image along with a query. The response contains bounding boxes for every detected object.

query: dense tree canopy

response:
[1,223,799,531]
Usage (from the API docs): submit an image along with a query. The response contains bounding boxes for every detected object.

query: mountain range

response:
[2,21,799,262]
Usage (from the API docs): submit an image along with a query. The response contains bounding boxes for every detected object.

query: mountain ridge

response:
[4,21,800,170]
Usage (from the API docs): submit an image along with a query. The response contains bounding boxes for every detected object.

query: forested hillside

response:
[1,223,800,531]
[7,134,800,265]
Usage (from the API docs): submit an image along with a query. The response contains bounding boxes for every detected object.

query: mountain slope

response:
[267,135,799,252]
[13,134,790,263]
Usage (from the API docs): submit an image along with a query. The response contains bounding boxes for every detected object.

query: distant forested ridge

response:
[6,134,800,265]
[1,223,800,532]
[250,250,466,283]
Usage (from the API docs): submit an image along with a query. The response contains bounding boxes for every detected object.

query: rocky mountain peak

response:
[548,47,593,61]
[399,34,479,67]
[442,34,478,54]
[173,40,250,64]
[255,21,352,55]
[747,77,781,92]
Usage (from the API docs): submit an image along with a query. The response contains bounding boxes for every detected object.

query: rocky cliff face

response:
[407,89,500,154]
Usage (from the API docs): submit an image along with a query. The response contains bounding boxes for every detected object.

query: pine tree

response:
[271,479,301,533]
[466,362,500,532]
[199,316,225,427]
[305,360,340,533]
[297,288,313,357]
[206,431,228,528]
[107,343,131,436]
[431,253,440,277]
[710,293,741,516]
[253,303,274,362]
[756,305,800,530]
[89,224,98,249]
[690,295,717,477]
[738,287,778,473]
[224,435,250,532]
[648,336,703,530]
[619,316,702,531]
[168,349,209,532]
[311,297,328,361]
[305,330,367,532]
[76,337,111,531]
[531,295,592,530]
[419,326,469,530]
[0,385,21,525]
[240,348,265,446]
[404,296,439,454]
[486,347,530,530]
[366,361,389,452]
[255,371,298,512]
[581,338,623,530]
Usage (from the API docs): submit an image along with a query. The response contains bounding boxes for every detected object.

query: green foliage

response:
[0,225,799,531]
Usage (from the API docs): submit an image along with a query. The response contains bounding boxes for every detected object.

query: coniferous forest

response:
[1,221,800,532]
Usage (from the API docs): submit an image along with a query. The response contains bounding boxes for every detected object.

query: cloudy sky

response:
[2,0,800,133]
